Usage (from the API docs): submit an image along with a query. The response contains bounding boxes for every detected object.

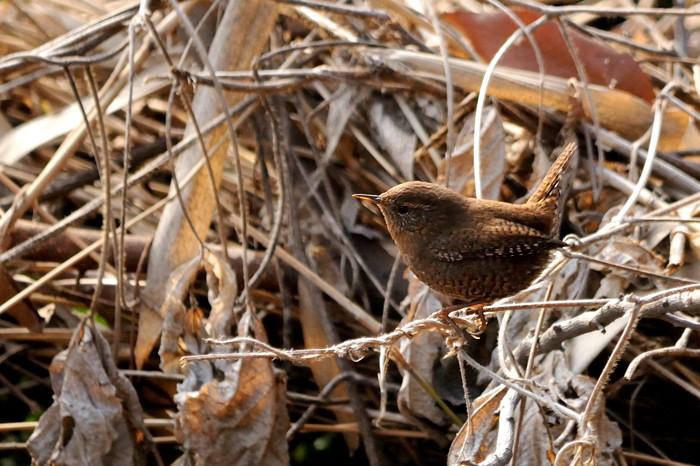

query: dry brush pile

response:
[1,0,700,465]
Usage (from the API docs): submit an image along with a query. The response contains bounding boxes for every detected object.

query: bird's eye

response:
[397,205,409,215]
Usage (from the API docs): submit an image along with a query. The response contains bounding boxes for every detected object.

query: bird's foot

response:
[431,302,488,339]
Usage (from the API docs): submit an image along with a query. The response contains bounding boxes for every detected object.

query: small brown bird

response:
[353,142,577,304]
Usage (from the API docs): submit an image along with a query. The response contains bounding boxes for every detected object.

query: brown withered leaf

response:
[442,9,655,103]
[0,266,42,331]
[204,250,238,339]
[27,326,151,466]
[136,249,240,370]
[565,232,664,374]
[157,254,204,372]
[133,305,164,370]
[325,85,367,161]
[439,105,505,200]
[397,283,452,431]
[592,236,666,285]
[449,352,621,464]
[448,386,507,463]
[368,95,417,180]
[297,275,359,451]
[367,47,698,151]
[546,354,622,464]
[174,357,289,466]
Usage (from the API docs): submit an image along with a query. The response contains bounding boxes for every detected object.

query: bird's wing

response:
[431,217,560,263]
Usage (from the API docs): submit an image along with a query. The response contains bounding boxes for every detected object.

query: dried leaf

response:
[398,286,451,428]
[158,254,203,372]
[546,356,622,464]
[204,250,238,339]
[368,96,416,180]
[297,277,359,451]
[27,327,151,466]
[133,306,164,371]
[439,105,505,200]
[143,0,280,313]
[326,85,367,159]
[369,49,699,151]
[448,387,506,463]
[593,236,666,283]
[0,75,168,165]
[442,9,655,103]
[450,352,622,464]
[174,358,289,466]
[0,266,42,331]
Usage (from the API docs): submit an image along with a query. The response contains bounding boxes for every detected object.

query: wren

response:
[354,142,577,304]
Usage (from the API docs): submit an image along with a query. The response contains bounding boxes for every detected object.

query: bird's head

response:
[354,181,467,239]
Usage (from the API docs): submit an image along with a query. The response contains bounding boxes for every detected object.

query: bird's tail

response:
[526,140,578,236]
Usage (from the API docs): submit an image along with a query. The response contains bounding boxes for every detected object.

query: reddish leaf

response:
[442,9,655,103]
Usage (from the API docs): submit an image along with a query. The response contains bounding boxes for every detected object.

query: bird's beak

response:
[353,193,381,205]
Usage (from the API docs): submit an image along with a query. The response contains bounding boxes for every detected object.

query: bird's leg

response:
[430,304,463,319]
[430,302,488,337]
[467,303,488,336]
